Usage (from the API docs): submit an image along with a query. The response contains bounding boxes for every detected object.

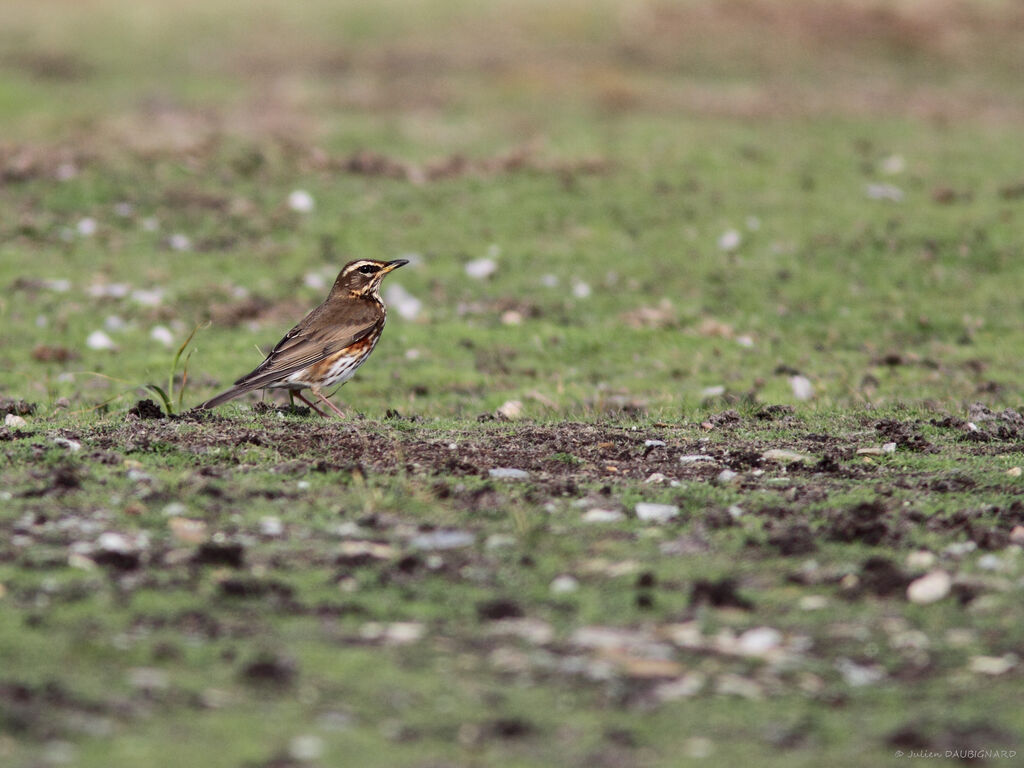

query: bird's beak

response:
[381,259,409,274]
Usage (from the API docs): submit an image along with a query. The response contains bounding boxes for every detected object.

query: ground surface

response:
[2,1,1024,766]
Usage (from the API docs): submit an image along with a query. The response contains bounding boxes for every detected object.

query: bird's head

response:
[332,258,409,298]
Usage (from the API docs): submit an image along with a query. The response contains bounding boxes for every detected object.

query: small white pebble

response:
[104,315,126,331]
[976,554,1003,571]
[76,218,97,236]
[465,257,497,279]
[150,326,174,347]
[882,442,897,454]
[968,654,1018,676]
[383,283,422,321]
[865,183,904,202]
[715,469,739,485]
[260,517,283,537]
[86,330,117,351]
[550,575,579,594]
[114,202,134,217]
[737,627,782,656]
[296,481,311,490]
[540,273,559,288]
[727,505,744,520]
[496,400,524,419]
[799,595,828,611]
[5,414,28,428]
[489,468,529,480]
[141,217,160,232]
[287,189,315,213]
[1006,466,1022,478]
[789,375,814,401]
[679,454,715,464]
[635,503,679,523]
[718,229,742,252]
[52,437,81,452]
[582,509,625,523]
[907,570,951,604]
[881,154,905,174]
[906,550,936,570]
[736,334,755,348]
[131,288,164,307]
[484,534,516,550]
[701,385,725,398]
[288,734,324,762]
[168,233,192,251]
[571,281,592,299]
[43,278,71,293]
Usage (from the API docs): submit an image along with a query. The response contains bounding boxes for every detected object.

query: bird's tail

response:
[196,385,251,411]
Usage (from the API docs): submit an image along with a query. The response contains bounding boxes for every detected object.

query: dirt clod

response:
[689,577,754,611]
[476,598,525,621]
[128,399,165,420]
[827,501,896,545]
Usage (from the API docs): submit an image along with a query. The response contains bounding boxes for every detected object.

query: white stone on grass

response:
[718,229,742,252]
[168,233,192,252]
[582,509,625,523]
[410,530,475,550]
[260,517,283,537]
[150,326,174,347]
[86,330,116,350]
[77,218,97,237]
[836,658,885,687]
[288,734,324,762]
[496,400,524,420]
[679,454,715,464]
[5,414,27,428]
[489,467,529,480]
[571,280,592,299]
[383,283,422,321]
[131,288,164,307]
[715,469,739,485]
[287,189,315,213]
[635,503,679,523]
[52,437,81,452]
[865,183,904,202]
[906,550,936,570]
[737,627,783,656]
[968,654,1018,676]
[550,575,579,594]
[464,258,497,279]
[799,595,828,611]
[907,570,951,604]
[762,449,814,464]
[789,375,814,400]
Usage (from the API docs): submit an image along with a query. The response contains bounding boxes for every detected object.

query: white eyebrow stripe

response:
[342,260,380,275]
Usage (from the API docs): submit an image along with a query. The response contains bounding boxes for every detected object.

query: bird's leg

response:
[313,387,347,419]
[288,391,295,409]
[295,391,329,418]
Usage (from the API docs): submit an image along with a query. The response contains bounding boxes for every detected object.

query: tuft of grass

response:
[144,323,206,415]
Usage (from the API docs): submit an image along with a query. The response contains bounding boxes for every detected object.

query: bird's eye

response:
[358,264,379,274]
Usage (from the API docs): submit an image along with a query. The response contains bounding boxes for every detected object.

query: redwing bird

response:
[197,258,408,417]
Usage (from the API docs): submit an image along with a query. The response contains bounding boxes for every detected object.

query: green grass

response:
[2,1,1024,766]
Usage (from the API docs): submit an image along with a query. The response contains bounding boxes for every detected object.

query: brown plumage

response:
[198,258,408,417]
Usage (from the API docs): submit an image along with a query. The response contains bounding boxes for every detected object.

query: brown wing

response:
[231,298,383,391]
